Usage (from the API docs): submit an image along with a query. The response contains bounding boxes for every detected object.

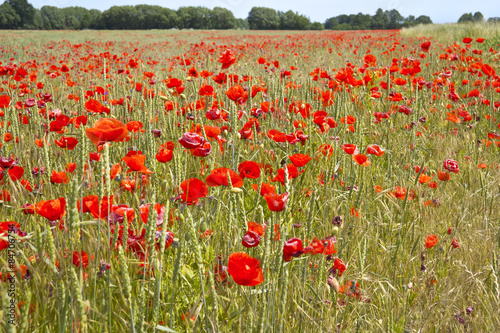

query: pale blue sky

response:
[30,0,499,24]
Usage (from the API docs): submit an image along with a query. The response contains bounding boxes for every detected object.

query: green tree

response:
[415,15,432,25]
[278,10,311,30]
[387,9,404,29]
[487,17,500,23]
[88,9,103,29]
[324,17,338,30]
[7,0,35,27]
[473,12,484,22]
[101,6,140,29]
[40,6,64,29]
[247,7,280,30]
[310,22,324,30]
[352,13,371,30]
[458,13,474,23]
[371,8,389,29]
[210,7,236,29]
[61,7,91,29]
[0,1,20,29]
[177,6,211,29]
[235,18,249,29]
[134,5,177,29]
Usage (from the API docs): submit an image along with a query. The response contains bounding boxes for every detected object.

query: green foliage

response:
[278,10,311,30]
[177,6,210,29]
[458,12,484,23]
[325,8,432,31]
[7,0,35,27]
[247,7,280,30]
[210,7,237,29]
[235,18,249,30]
[310,22,324,30]
[0,1,20,29]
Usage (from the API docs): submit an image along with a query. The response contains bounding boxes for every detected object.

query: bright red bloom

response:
[36,197,66,221]
[225,85,248,104]
[227,252,263,286]
[238,160,261,179]
[252,182,276,196]
[122,153,153,174]
[179,178,208,205]
[420,41,431,52]
[85,118,129,145]
[341,144,358,155]
[264,193,289,212]
[332,258,346,276]
[283,237,305,262]
[85,98,110,114]
[206,168,243,187]
[366,144,385,157]
[8,166,24,181]
[218,49,236,70]
[425,235,438,249]
[0,95,11,108]
[50,170,69,184]
[54,136,79,150]
[72,251,89,269]
[78,195,113,219]
[289,154,312,167]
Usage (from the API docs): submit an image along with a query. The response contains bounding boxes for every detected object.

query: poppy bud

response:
[180,94,186,100]
[230,187,243,193]
[159,95,169,101]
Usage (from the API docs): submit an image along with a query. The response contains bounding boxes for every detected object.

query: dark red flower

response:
[178,132,205,149]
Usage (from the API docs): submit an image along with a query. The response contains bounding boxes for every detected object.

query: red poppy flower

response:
[85,118,129,145]
[353,154,370,166]
[225,85,248,104]
[0,95,11,108]
[264,193,289,212]
[122,153,153,174]
[242,231,261,248]
[341,144,358,155]
[179,178,208,205]
[156,146,173,163]
[178,132,205,149]
[227,252,263,286]
[238,160,261,179]
[443,159,459,174]
[366,144,385,157]
[425,235,438,249]
[36,197,66,221]
[252,182,276,196]
[289,154,312,167]
[54,136,79,150]
[8,166,24,181]
[218,49,236,70]
[462,37,473,44]
[78,195,113,219]
[437,170,450,181]
[332,258,346,276]
[205,168,243,187]
[420,41,431,52]
[50,170,69,184]
[72,251,89,269]
[283,237,306,262]
[85,98,110,114]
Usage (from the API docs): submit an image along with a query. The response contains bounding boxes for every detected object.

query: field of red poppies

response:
[0,29,499,332]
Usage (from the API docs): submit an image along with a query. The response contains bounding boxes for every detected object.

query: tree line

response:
[0,0,496,31]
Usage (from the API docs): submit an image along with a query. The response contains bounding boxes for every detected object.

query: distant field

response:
[0,28,499,332]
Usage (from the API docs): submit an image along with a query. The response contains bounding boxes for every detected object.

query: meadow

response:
[0,27,499,332]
